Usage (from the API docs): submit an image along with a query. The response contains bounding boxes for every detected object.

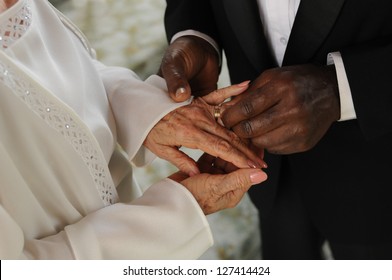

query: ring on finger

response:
[214,104,222,121]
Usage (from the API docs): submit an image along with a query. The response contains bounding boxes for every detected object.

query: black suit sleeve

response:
[164,0,220,45]
[341,33,392,141]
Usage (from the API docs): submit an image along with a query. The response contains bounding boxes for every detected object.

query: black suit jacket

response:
[165,0,392,243]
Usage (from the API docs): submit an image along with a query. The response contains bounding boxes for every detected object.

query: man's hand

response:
[159,36,220,101]
[222,64,341,154]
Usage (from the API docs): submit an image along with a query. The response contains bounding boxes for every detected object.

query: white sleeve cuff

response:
[171,30,222,65]
[327,52,357,121]
[107,72,191,167]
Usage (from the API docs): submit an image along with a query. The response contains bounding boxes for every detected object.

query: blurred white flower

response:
[59,0,166,78]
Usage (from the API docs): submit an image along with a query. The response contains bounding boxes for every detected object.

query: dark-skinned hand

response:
[158,35,220,101]
[221,64,341,154]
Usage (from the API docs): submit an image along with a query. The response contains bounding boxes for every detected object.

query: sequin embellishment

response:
[0,0,32,49]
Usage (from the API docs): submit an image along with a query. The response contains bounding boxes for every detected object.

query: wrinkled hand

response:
[145,82,266,176]
[222,64,341,154]
[158,36,219,101]
[169,153,268,215]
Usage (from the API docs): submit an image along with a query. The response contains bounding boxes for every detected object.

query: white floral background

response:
[53,0,262,260]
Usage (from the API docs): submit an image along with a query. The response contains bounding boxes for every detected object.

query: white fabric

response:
[257,0,300,67]
[0,0,212,259]
[327,52,357,121]
[171,29,222,65]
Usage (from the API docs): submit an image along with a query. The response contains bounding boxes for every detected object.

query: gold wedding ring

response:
[214,104,222,121]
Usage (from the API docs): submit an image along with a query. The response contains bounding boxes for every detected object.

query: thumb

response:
[159,48,192,102]
[221,168,267,194]
[159,65,192,102]
[170,152,201,177]
[158,147,201,177]
[168,81,192,103]
[248,168,268,185]
[212,168,267,212]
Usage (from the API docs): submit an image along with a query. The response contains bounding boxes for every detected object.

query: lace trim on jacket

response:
[0,0,32,49]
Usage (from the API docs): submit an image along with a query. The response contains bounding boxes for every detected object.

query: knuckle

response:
[292,124,308,139]
[240,100,255,117]
[251,136,272,149]
[175,125,193,141]
[262,109,275,125]
[292,124,315,150]
[214,138,233,154]
[236,174,250,188]
[221,192,237,209]
[230,133,246,148]
[235,120,254,138]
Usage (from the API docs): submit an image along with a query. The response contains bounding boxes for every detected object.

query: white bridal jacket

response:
[0,0,212,259]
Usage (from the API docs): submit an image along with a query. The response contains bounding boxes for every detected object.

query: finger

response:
[250,128,287,151]
[212,158,239,173]
[221,84,278,129]
[251,125,310,154]
[248,142,266,161]
[155,146,200,176]
[182,168,267,215]
[165,104,267,168]
[159,38,197,102]
[213,168,268,211]
[202,81,250,105]
[225,168,268,189]
[160,36,219,102]
[166,109,265,168]
[160,60,192,102]
[230,103,285,139]
[247,68,280,91]
[191,126,266,169]
[195,120,267,169]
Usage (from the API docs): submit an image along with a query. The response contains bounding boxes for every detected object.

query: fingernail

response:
[250,170,267,184]
[237,80,251,87]
[257,158,267,169]
[248,160,259,169]
[249,159,268,169]
[175,87,186,98]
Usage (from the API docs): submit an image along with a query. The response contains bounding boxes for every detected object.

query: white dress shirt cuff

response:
[327,52,357,121]
[171,30,222,65]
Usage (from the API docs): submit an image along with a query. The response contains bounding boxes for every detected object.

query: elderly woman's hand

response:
[169,153,267,215]
[144,82,267,176]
